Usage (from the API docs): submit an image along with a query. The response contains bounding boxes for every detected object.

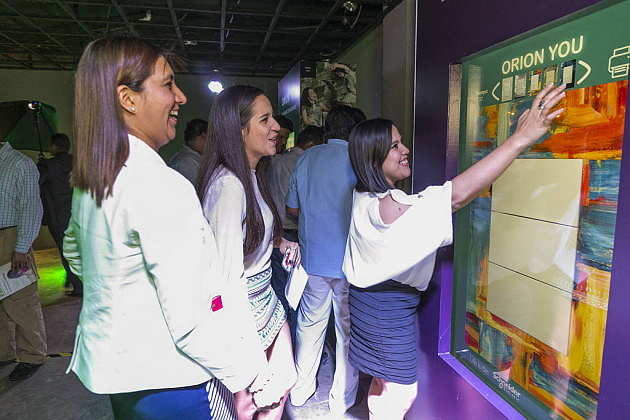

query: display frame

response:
[437,1,630,419]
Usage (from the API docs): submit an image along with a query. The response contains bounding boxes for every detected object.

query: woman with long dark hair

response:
[343,84,566,419]
[198,85,298,420]
[63,37,276,419]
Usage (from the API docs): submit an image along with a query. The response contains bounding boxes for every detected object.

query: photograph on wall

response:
[300,61,357,129]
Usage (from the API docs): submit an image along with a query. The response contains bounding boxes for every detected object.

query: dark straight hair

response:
[72,36,171,206]
[348,118,395,194]
[184,118,208,144]
[197,85,282,256]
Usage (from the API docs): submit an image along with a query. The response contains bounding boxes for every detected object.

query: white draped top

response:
[343,182,453,291]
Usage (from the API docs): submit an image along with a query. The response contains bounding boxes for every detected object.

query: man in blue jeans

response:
[286,106,365,416]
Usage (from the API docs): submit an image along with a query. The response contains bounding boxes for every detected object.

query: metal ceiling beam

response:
[33,0,375,23]
[0,31,267,48]
[0,13,303,35]
[164,0,185,51]
[0,0,73,54]
[219,0,226,53]
[53,0,95,38]
[252,0,288,73]
[109,0,138,36]
[0,32,66,69]
[1,52,31,68]
[289,0,344,67]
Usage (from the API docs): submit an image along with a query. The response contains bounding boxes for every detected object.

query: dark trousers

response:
[270,248,297,343]
[110,379,235,420]
[48,224,82,293]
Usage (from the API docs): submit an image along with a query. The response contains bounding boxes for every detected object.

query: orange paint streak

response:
[580,160,590,207]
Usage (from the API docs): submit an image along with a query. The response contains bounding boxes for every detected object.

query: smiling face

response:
[382,125,410,187]
[124,56,187,150]
[242,95,280,168]
[308,88,318,102]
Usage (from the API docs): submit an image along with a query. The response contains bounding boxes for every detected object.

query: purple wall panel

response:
[408,1,630,419]
[595,62,630,419]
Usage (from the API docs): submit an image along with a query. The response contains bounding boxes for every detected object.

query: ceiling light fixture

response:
[139,10,151,22]
[208,81,224,94]
[342,0,358,13]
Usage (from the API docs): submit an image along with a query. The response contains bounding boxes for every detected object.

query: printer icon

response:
[609,46,630,79]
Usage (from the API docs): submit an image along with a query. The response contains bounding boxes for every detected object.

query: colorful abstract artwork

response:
[462,80,627,420]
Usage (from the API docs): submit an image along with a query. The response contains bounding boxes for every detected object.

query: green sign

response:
[464,0,630,106]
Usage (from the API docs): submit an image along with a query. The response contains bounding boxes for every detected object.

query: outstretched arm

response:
[451,83,566,211]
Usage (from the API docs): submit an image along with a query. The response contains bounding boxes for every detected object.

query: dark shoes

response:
[0,360,15,369]
[8,362,42,382]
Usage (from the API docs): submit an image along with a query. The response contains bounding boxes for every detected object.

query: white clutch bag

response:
[285,264,308,310]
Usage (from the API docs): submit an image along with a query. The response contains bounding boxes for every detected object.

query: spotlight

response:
[27,101,41,111]
[208,81,224,94]
[342,0,358,12]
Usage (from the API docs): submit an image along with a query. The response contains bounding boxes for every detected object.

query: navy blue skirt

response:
[348,280,421,385]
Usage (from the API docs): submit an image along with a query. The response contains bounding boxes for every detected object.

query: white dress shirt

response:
[63,135,267,394]
[343,182,453,291]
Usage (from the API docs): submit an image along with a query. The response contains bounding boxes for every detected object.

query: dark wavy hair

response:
[348,118,395,194]
[301,87,316,107]
[197,85,281,256]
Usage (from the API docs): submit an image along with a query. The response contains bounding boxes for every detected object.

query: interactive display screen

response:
[451,1,629,418]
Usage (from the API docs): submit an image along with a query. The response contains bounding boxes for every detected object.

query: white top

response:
[63,135,267,394]
[203,166,274,278]
[343,182,453,291]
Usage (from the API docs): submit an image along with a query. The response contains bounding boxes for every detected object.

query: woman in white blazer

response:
[63,36,281,419]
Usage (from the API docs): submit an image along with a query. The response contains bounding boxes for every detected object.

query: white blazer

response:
[63,135,267,394]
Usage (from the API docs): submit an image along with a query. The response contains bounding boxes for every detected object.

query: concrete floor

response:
[0,249,369,420]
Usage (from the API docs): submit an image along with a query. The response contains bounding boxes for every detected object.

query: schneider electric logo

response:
[493,372,521,400]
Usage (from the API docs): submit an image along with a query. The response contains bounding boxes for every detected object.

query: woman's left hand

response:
[279,238,301,270]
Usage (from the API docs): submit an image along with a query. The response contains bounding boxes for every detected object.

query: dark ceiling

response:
[0,0,402,77]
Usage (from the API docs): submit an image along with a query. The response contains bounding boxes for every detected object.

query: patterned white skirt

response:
[246,266,286,349]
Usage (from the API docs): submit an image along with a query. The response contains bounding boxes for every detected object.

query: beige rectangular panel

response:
[487,263,572,355]
[492,158,583,226]
[489,212,577,292]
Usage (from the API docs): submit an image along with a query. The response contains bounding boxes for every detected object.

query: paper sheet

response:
[0,263,37,300]
[285,264,308,310]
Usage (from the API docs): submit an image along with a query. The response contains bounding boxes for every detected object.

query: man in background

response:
[268,125,324,339]
[286,106,365,416]
[273,114,294,154]
[168,118,207,185]
[0,140,47,382]
[38,133,81,296]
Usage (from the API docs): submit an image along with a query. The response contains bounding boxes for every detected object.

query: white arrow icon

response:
[577,60,591,85]
[491,81,500,101]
